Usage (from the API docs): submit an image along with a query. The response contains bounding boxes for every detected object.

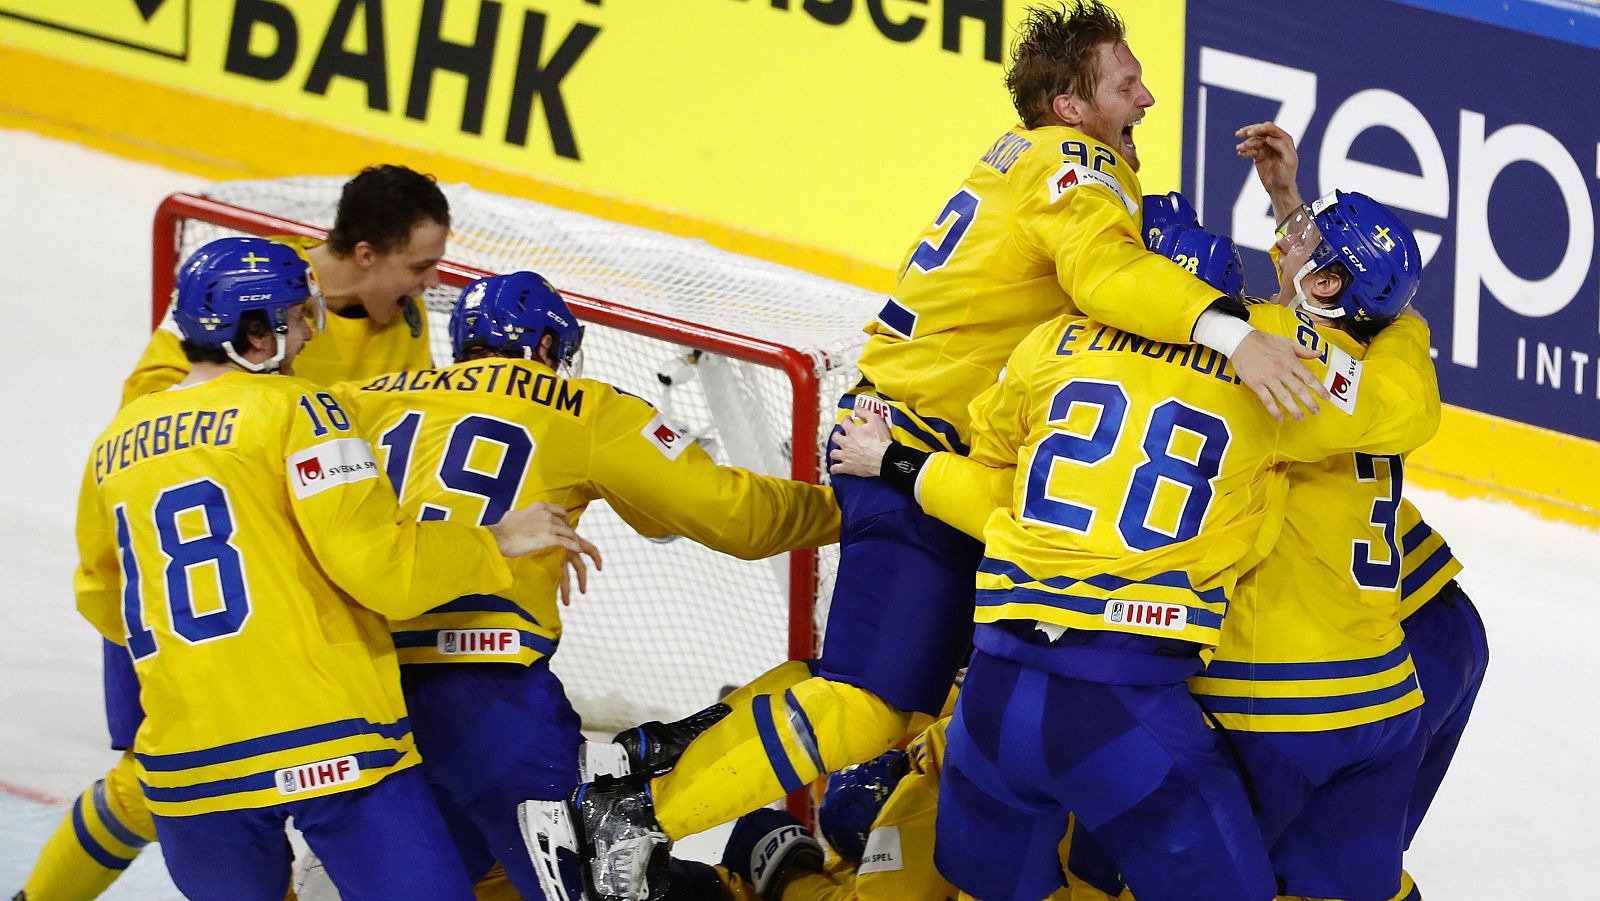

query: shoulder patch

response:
[641,413,691,460]
[287,437,379,499]
[1047,163,1138,216]
[857,826,904,875]
[1323,344,1364,415]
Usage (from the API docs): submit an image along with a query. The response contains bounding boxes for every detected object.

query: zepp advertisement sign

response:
[1184,0,1600,441]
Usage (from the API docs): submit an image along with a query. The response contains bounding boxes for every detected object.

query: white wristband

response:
[1192,309,1255,357]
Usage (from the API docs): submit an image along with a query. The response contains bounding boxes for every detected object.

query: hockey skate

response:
[521,775,672,901]
[579,703,732,782]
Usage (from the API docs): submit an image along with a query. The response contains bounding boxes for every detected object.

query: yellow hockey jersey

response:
[851,124,1222,451]
[954,305,1438,654]
[75,372,512,816]
[120,236,433,405]
[1189,386,1426,732]
[335,358,840,666]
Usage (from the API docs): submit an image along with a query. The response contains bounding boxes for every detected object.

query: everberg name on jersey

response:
[93,407,240,483]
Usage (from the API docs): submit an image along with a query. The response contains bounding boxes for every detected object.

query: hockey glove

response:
[720,808,823,901]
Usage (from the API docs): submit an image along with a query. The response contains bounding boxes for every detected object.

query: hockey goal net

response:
[151,180,880,734]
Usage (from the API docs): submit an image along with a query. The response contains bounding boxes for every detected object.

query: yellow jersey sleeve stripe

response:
[1399,518,1464,617]
[1195,669,1420,717]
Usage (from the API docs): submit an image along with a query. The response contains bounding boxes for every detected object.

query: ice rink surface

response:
[1,127,1596,897]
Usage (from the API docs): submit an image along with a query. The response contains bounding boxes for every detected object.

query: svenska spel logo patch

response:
[1322,345,1364,415]
[287,438,378,498]
[641,414,691,461]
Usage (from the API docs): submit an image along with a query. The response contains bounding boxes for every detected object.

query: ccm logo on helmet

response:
[237,293,274,303]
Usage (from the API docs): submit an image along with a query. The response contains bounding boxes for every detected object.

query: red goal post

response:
[151,189,831,682]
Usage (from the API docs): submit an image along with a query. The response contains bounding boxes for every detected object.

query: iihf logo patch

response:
[1104,600,1186,631]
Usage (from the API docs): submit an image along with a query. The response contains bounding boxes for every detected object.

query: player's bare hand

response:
[557,538,603,607]
[490,501,599,564]
[1236,122,1302,207]
[1232,330,1329,422]
[828,411,893,477]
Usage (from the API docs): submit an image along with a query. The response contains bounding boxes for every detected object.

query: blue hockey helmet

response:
[818,748,910,866]
[1141,191,1200,251]
[1279,190,1421,323]
[450,271,584,370]
[1151,223,1246,301]
[171,237,323,372]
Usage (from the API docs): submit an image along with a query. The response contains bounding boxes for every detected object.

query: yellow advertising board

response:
[0,0,1188,286]
[2,0,1595,524]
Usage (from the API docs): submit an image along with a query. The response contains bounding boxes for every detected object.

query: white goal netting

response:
[164,178,884,732]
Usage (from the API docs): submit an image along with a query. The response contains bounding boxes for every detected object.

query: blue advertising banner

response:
[1183,0,1600,440]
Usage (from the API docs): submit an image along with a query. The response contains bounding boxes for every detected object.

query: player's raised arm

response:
[586,390,839,560]
[1236,120,1305,223]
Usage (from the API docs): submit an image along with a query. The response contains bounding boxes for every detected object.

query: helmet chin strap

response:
[1289,258,1348,319]
[221,330,288,373]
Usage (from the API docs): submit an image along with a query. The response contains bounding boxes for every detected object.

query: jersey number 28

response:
[1021,380,1230,552]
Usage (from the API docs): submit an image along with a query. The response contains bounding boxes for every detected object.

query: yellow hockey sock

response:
[714,659,814,713]
[652,676,912,839]
[21,753,156,900]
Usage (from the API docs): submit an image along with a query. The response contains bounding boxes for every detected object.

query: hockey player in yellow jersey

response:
[529,7,1335,899]
[70,239,595,901]
[830,202,1435,899]
[328,272,838,899]
[1221,121,1488,901]
[16,166,453,901]
[120,164,445,404]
